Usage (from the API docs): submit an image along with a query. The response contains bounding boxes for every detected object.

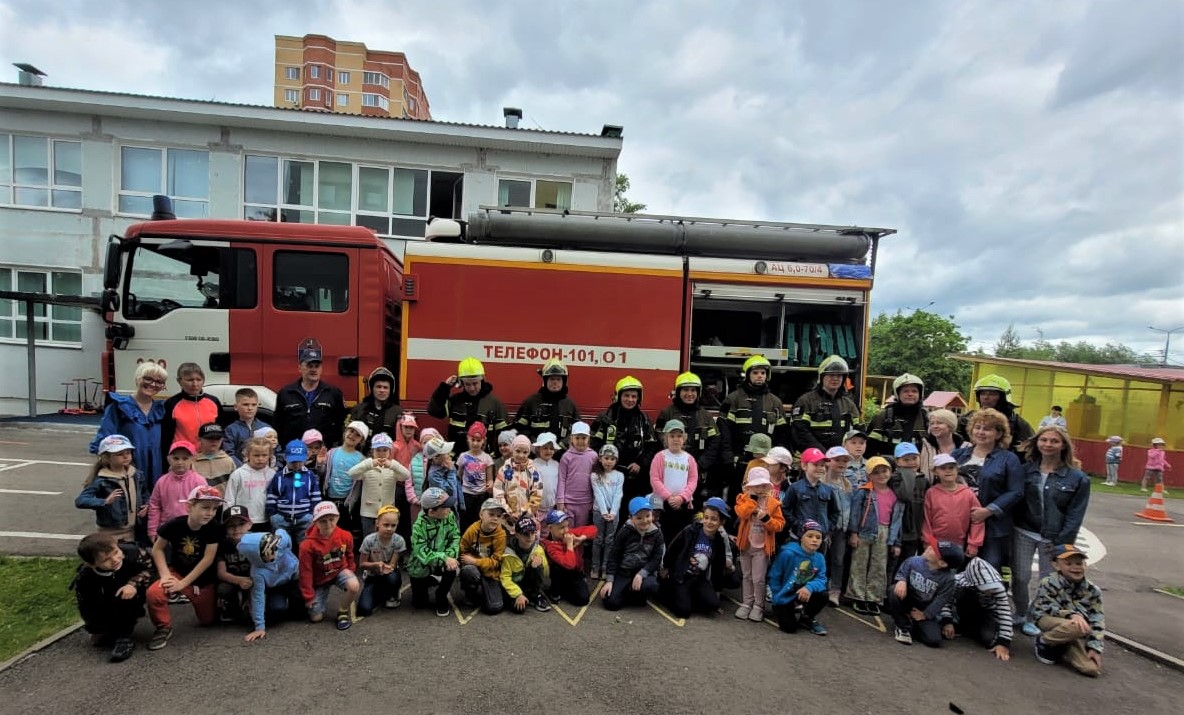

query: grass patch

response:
[0,556,81,662]
[1088,475,1155,498]
[1160,586,1184,599]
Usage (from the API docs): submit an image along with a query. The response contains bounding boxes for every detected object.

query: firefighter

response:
[719,355,787,499]
[958,374,1033,452]
[273,338,347,447]
[427,357,509,457]
[656,371,730,499]
[513,358,581,445]
[865,373,928,457]
[789,355,859,453]
[591,376,658,504]
[347,366,403,449]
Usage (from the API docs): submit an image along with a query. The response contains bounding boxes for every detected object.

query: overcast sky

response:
[3,0,1181,359]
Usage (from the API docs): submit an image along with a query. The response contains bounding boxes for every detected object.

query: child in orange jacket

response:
[733,467,786,623]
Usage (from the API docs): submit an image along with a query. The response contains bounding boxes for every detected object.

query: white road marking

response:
[0,531,87,540]
[0,458,90,467]
[0,488,62,495]
[0,461,34,472]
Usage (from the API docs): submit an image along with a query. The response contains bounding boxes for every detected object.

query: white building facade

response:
[0,83,622,415]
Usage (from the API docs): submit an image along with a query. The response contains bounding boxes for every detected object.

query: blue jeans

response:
[978,534,1010,572]
[271,513,313,550]
[358,571,403,616]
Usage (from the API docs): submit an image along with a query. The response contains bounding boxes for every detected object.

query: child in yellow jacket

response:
[501,515,550,613]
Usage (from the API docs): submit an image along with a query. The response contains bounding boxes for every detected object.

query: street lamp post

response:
[1148,325,1184,367]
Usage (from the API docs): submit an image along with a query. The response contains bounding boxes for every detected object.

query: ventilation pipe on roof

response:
[503,107,522,129]
[13,63,46,86]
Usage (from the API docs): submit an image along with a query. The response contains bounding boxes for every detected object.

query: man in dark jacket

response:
[656,371,730,499]
[958,374,1034,453]
[790,355,859,453]
[867,373,930,457]
[348,366,402,448]
[514,358,580,445]
[427,357,509,456]
[273,338,346,447]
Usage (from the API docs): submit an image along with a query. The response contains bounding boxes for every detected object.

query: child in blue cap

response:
[601,496,665,611]
[768,519,829,635]
[266,440,322,552]
[888,441,929,585]
[659,497,732,618]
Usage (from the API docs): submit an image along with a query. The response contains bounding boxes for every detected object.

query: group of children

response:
[1104,435,1173,492]
[73,410,1106,678]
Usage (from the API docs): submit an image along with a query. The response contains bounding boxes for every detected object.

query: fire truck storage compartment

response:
[689,283,865,408]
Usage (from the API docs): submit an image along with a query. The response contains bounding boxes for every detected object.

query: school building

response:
[0,78,623,415]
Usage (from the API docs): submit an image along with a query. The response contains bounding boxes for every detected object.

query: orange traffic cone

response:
[1135,483,1174,523]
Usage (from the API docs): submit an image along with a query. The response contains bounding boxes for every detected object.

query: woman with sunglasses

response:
[89,361,168,544]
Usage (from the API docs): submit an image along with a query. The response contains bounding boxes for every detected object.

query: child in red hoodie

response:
[299,501,360,630]
[540,509,597,606]
[922,454,985,557]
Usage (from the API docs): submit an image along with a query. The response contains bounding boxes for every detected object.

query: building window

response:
[362,93,390,110]
[535,180,573,210]
[118,146,209,218]
[337,71,350,84]
[308,88,321,102]
[0,267,83,343]
[273,251,348,312]
[243,155,441,238]
[362,71,390,88]
[0,134,82,209]
[285,66,300,80]
[498,179,532,208]
[336,93,348,107]
[309,65,321,79]
[284,89,299,104]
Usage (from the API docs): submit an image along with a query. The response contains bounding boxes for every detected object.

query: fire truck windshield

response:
[123,243,255,319]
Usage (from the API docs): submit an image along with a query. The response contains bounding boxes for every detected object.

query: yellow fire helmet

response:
[741,354,772,376]
[818,355,851,376]
[674,371,702,390]
[457,357,485,380]
[973,374,1011,395]
[615,375,643,396]
[539,358,568,378]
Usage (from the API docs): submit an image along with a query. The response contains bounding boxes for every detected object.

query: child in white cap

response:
[558,421,598,527]
[532,432,562,514]
[1104,436,1123,486]
[1142,437,1171,493]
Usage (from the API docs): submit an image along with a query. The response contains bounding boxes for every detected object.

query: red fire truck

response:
[100,206,894,419]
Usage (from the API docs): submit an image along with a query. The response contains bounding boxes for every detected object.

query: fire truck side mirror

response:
[103,239,121,290]
[100,288,120,315]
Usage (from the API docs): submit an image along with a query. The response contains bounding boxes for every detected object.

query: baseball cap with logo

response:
[182,485,225,503]
[312,501,339,521]
[223,505,251,524]
[198,422,224,441]
[297,337,323,364]
[97,434,135,454]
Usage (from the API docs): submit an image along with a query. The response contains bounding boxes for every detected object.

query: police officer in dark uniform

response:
[866,373,929,457]
[719,355,787,498]
[513,358,580,446]
[656,371,730,499]
[790,355,859,453]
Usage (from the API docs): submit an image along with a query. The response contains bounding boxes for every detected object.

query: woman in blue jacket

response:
[951,409,1024,572]
[1012,425,1090,635]
[89,363,167,525]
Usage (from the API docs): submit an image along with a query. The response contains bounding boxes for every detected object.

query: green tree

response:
[613,173,647,214]
[867,309,972,392]
[992,326,1145,364]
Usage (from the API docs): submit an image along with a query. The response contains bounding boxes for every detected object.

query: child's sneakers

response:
[1034,636,1060,665]
[335,608,352,630]
[147,626,173,651]
[801,618,827,636]
[894,627,913,645]
[533,594,552,612]
[734,604,752,619]
[109,637,135,662]
[747,606,764,622]
[1021,621,1040,637]
[435,602,451,617]
[385,597,401,609]
[866,601,881,616]
[852,600,869,614]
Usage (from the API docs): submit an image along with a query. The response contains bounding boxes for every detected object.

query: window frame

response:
[0,133,82,211]
[308,88,321,102]
[362,71,390,88]
[336,92,348,107]
[309,65,321,79]
[242,154,442,239]
[272,250,350,313]
[116,145,210,218]
[0,266,85,346]
[284,66,300,80]
[284,88,299,104]
[337,70,350,84]
[497,177,573,211]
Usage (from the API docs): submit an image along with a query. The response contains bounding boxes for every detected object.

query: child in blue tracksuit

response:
[266,441,322,551]
[768,519,829,635]
[237,528,300,642]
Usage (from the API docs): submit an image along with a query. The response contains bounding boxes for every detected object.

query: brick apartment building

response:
[274,34,431,119]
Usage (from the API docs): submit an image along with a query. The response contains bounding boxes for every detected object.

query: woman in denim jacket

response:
[951,409,1024,572]
[1012,425,1090,635]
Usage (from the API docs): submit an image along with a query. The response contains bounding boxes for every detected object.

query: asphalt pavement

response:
[1,423,1182,714]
